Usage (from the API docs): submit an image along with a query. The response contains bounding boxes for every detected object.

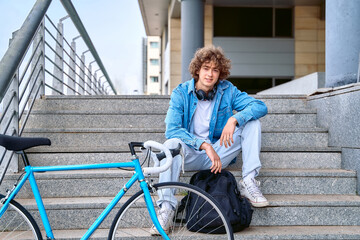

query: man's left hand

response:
[220,117,237,148]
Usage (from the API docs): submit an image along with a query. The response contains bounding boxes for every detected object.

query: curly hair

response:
[189,46,231,81]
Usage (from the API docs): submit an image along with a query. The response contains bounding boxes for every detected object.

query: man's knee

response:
[245,119,261,129]
[242,119,261,135]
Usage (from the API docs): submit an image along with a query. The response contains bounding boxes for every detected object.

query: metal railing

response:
[0,0,117,182]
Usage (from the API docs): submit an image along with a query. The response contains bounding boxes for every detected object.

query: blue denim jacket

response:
[165,79,268,150]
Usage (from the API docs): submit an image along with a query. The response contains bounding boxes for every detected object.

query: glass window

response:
[275,78,291,86]
[275,8,293,37]
[229,77,272,94]
[214,7,293,38]
[150,76,159,83]
[228,77,292,94]
[150,59,159,66]
[150,41,159,48]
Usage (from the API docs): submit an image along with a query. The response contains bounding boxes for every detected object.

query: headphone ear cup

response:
[207,89,215,100]
[196,89,206,101]
[195,88,217,101]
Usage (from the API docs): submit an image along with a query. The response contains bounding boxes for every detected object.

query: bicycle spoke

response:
[0,196,42,240]
[108,182,233,240]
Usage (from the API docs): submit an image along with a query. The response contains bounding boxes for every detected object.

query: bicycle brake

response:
[147,179,157,193]
[1,184,16,204]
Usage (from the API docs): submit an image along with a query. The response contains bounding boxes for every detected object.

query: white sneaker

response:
[239,178,269,208]
[149,206,175,235]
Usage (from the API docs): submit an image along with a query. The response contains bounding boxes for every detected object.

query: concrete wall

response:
[204,4,213,47]
[169,18,181,93]
[307,83,360,193]
[258,72,324,95]
[294,6,325,79]
[326,0,360,87]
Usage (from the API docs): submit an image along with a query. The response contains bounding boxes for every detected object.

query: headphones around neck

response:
[195,86,217,101]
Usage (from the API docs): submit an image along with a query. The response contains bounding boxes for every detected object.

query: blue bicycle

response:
[0,134,233,239]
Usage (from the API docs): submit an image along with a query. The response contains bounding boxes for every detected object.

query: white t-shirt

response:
[190,99,215,142]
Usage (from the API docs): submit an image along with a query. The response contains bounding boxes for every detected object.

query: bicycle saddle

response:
[0,134,51,151]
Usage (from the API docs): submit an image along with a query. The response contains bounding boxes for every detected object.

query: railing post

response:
[67,38,77,95]
[30,21,45,100]
[357,53,360,83]
[39,20,46,96]
[101,82,106,94]
[2,76,19,173]
[98,76,104,95]
[94,69,100,95]
[52,17,67,95]
[79,52,86,95]
[0,33,20,173]
[87,61,94,95]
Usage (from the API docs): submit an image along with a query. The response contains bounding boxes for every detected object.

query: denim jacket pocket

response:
[217,106,231,117]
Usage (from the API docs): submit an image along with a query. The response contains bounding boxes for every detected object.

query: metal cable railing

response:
[0,0,117,183]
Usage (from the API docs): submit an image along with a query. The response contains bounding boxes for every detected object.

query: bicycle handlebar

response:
[142,141,173,175]
[128,140,183,175]
[155,144,182,161]
[143,141,183,175]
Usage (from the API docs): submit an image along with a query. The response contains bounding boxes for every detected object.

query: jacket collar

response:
[188,78,196,95]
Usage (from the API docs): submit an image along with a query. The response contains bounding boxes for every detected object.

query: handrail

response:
[0,0,51,101]
[60,0,117,95]
[0,0,117,180]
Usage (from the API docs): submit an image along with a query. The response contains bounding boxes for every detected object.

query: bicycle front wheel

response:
[0,194,42,240]
[109,182,234,240]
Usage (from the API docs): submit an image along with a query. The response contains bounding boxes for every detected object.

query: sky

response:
[0,0,147,94]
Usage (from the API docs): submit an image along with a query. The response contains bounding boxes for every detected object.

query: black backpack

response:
[180,169,253,233]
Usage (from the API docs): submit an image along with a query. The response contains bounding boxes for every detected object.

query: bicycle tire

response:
[108,182,234,240]
[0,194,42,240]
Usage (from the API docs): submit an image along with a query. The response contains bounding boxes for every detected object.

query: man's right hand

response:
[200,142,222,174]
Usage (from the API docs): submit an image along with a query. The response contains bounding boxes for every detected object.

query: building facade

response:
[143,36,161,95]
[138,0,325,95]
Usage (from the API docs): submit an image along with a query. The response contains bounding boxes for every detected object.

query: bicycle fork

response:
[136,169,171,240]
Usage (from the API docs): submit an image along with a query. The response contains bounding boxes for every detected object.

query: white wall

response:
[258,72,325,95]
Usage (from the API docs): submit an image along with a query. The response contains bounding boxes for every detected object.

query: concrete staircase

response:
[2,95,360,239]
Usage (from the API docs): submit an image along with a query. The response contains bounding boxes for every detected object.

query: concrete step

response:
[22,127,329,151]
[25,109,318,129]
[26,113,166,129]
[32,95,312,113]
[230,147,341,169]
[26,147,342,169]
[39,228,232,240]
[260,110,317,128]
[32,96,171,114]
[236,226,360,240]
[44,226,360,240]
[15,194,360,230]
[1,169,356,199]
[257,95,311,112]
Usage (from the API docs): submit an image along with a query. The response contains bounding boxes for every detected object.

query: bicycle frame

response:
[0,158,169,240]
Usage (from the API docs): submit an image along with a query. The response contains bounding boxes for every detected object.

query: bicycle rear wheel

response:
[0,194,42,240]
[109,182,234,239]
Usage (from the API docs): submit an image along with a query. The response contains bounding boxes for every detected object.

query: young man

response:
[151,46,268,235]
